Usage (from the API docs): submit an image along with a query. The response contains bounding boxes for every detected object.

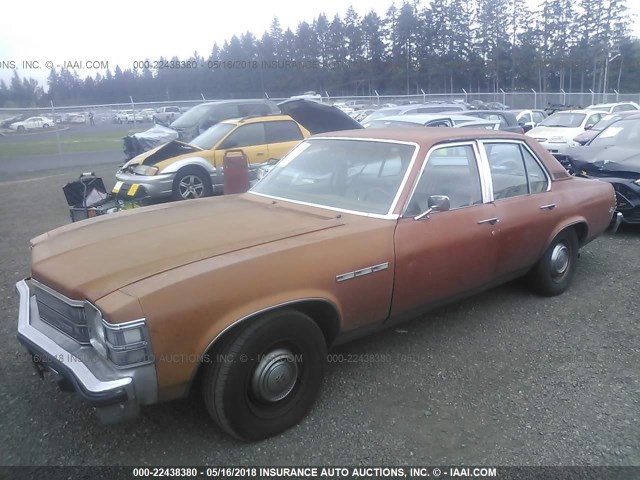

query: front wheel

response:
[527,228,579,296]
[172,168,212,200]
[202,309,327,441]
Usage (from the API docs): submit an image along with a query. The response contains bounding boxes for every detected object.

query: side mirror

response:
[585,124,594,130]
[428,194,450,211]
[414,195,450,220]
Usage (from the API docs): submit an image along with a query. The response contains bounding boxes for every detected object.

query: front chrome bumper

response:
[610,212,623,233]
[114,171,176,199]
[15,279,157,423]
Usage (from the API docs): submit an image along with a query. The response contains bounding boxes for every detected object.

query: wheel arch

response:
[544,218,589,251]
[187,298,342,396]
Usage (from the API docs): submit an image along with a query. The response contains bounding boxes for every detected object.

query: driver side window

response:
[219,123,266,149]
[405,144,482,216]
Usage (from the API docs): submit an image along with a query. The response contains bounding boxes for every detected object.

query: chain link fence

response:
[1,91,640,126]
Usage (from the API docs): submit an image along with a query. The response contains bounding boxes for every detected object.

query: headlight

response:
[88,314,153,368]
[132,164,159,176]
[548,136,568,144]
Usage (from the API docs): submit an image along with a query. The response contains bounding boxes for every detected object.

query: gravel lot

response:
[0,150,639,467]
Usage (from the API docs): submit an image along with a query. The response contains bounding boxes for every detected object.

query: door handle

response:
[478,217,500,225]
[539,203,557,210]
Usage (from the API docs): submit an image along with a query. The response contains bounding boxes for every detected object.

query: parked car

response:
[116,101,362,200]
[17,119,616,440]
[527,109,606,154]
[556,113,640,224]
[140,109,158,123]
[453,110,523,133]
[126,111,145,124]
[363,113,500,130]
[9,116,56,131]
[122,100,280,160]
[113,110,131,124]
[509,109,548,132]
[586,102,639,114]
[153,106,181,123]
[68,114,87,124]
[361,103,467,124]
[572,111,638,145]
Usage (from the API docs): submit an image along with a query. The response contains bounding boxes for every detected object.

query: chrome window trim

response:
[248,137,421,220]
[401,141,487,218]
[477,139,552,202]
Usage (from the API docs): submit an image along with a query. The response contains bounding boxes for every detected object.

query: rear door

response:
[391,142,499,316]
[265,120,306,160]
[480,140,560,276]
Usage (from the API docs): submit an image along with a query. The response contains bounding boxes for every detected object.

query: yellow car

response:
[114,114,310,201]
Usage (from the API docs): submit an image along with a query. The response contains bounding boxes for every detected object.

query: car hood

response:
[278,99,363,134]
[563,145,640,177]
[30,195,345,303]
[528,125,583,139]
[125,140,203,168]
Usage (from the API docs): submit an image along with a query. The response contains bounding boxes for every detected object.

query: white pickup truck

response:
[154,106,182,124]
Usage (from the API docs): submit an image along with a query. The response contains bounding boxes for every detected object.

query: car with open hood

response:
[556,113,640,224]
[123,100,280,160]
[527,109,606,154]
[114,100,362,201]
[16,126,616,441]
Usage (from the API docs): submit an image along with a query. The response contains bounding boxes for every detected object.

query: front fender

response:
[160,156,217,175]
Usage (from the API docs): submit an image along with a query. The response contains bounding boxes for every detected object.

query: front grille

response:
[33,281,90,344]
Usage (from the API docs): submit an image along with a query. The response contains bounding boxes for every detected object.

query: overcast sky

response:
[1,0,638,87]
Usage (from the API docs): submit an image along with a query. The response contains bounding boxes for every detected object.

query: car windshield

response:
[539,112,585,128]
[251,138,415,215]
[190,123,235,149]
[170,103,213,128]
[589,118,640,147]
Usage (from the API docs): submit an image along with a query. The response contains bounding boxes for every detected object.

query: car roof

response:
[316,127,523,144]
[371,113,491,124]
[220,114,297,125]
[549,109,606,114]
[587,102,638,108]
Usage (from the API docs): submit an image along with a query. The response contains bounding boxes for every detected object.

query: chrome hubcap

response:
[550,243,570,278]
[251,348,298,402]
[178,175,204,199]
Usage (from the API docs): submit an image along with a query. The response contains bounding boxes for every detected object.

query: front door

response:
[214,123,270,167]
[391,143,499,317]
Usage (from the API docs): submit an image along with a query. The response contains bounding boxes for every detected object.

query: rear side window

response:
[484,142,548,199]
[265,121,304,143]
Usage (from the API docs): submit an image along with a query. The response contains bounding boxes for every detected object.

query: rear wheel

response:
[172,168,212,200]
[528,229,578,296]
[202,309,327,441]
